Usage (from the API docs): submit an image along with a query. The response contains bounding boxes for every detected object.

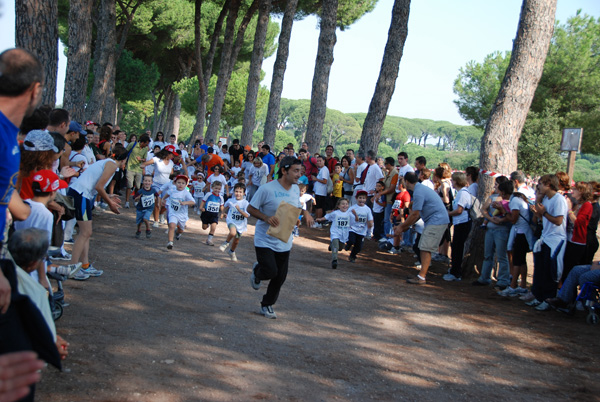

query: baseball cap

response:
[356,190,368,197]
[174,174,188,184]
[244,145,252,151]
[32,170,68,193]
[85,121,98,126]
[164,145,177,154]
[23,130,59,153]
[68,121,86,135]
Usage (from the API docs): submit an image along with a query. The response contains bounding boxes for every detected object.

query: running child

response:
[192,172,205,214]
[219,183,250,261]
[134,175,158,239]
[200,181,225,245]
[315,198,351,269]
[345,190,374,262]
[162,175,195,249]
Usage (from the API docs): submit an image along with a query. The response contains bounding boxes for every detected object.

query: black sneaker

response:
[146,230,152,238]
[175,232,181,240]
[250,262,261,290]
[332,260,338,269]
[348,256,356,263]
[167,241,173,250]
[344,243,351,252]
[135,231,141,239]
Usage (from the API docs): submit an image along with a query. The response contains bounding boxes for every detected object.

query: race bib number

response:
[337,217,349,228]
[170,199,181,212]
[193,183,203,191]
[231,211,244,221]
[206,201,220,213]
[357,215,367,224]
[141,194,155,208]
[392,200,401,210]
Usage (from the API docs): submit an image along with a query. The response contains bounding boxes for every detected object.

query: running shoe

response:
[406,276,426,285]
[312,222,322,229]
[206,239,214,246]
[497,287,517,297]
[146,230,152,238]
[415,262,422,269]
[64,238,75,244]
[153,221,159,228]
[519,291,535,301]
[443,273,461,282]
[54,262,83,278]
[535,301,551,311]
[50,252,72,261]
[175,232,182,240]
[72,270,90,281]
[250,262,260,290]
[525,298,541,307]
[229,250,237,261]
[219,242,230,252]
[388,247,402,255]
[124,202,130,208]
[82,266,103,277]
[260,305,276,319]
[167,241,174,250]
[135,231,141,239]
[331,259,338,269]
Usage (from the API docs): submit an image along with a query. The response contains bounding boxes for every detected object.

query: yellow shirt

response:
[332,173,343,197]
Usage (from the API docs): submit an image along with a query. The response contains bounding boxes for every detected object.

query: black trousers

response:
[347,231,364,258]
[255,247,290,307]
[449,221,471,278]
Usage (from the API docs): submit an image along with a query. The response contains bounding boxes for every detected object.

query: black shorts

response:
[68,188,93,222]
[315,194,328,210]
[512,233,530,266]
[201,211,219,225]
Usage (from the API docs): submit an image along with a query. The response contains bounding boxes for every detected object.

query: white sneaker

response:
[124,202,130,208]
[535,301,551,311]
[72,270,90,281]
[167,241,173,250]
[219,242,229,252]
[250,262,260,290]
[443,273,461,282]
[497,287,516,297]
[388,247,401,255]
[153,221,159,228]
[54,262,83,278]
[260,305,276,319]
[415,262,422,269]
[206,239,214,246]
[229,250,237,261]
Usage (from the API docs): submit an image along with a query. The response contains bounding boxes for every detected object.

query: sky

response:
[1,0,598,126]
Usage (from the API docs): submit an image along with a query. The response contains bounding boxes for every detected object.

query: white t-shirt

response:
[68,151,89,185]
[299,193,313,211]
[82,144,96,165]
[192,180,205,199]
[509,195,531,234]
[166,188,194,220]
[180,149,190,162]
[314,166,330,196]
[349,204,373,236]
[153,141,166,149]
[145,152,155,175]
[225,198,249,233]
[231,167,241,176]
[467,182,478,197]
[152,157,174,186]
[452,188,472,225]
[541,193,568,244]
[206,173,228,196]
[421,179,435,190]
[249,164,269,186]
[14,200,53,243]
[354,162,368,189]
[324,210,351,242]
[396,164,414,191]
[250,180,301,252]
[363,163,384,195]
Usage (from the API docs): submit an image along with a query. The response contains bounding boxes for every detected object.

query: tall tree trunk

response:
[151,89,164,135]
[86,0,117,122]
[63,0,94,122]
[261,0,298,148]
[191,0,230,145]
[15,0,59,107]
[102,72,117,124]
[305,0,338,155]
[462,0,557,280]
[205,0,258,143]
[358,0,410,154]
[163,88,175,136]
[172,94,182,139]
[240,0,272,147]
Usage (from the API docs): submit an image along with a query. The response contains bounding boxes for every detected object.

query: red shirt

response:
[571,201,592,244]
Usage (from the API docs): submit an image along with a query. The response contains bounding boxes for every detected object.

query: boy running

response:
[219,183,250,261]
[134,175,158,239]
[345,190,374,262]
[315,198,351,269]
[162,175,195,249]
[200,181,225,245]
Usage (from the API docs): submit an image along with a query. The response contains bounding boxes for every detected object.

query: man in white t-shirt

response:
[353,152,368,192]
[312,155,329,220]
[247,157,314,319]
[363,150,384,200]
[396,152,413,192]
[510,170,536,202]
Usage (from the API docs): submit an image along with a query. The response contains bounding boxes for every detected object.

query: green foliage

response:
[119,100,155,135]
[517,99,565,175]
[574,154,600,182]
[453,51,510,129]
[274,130,297,152]
[115,49,160,102]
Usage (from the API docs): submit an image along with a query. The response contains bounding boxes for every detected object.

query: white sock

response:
[417,275,425,280]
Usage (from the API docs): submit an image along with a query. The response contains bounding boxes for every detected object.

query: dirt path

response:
[36,206,600,401]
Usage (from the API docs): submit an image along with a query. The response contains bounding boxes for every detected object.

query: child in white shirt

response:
[219,183,250,261]
[315,198,351,269]
[162,175,195,249]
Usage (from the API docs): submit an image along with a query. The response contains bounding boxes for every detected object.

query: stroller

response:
[575,282,599,325]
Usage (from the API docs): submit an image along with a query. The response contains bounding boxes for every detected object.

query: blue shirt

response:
[136,187,158,211]
[411,183,450,226]
[0,111,20,241]
[260,152,275,170]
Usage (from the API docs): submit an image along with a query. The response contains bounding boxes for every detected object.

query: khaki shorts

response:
[418,224,448,253]
[126,170,143,189]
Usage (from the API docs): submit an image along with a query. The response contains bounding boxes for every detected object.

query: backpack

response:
[467,194,483,220]
[514,193,542,239]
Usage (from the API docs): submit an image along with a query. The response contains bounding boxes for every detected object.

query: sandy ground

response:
[35,205,600,401]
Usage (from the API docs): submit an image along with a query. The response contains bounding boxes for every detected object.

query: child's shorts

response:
[136,208,153,225]
[168,215,188,230]
[227,223,243,238]
[201,211,219,225]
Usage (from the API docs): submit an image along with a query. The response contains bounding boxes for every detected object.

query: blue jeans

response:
[383,204,393,237]
[478,225,510,286]
[558,264,600,303]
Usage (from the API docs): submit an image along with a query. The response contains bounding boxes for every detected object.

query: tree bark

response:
[358,0,410,154]
[15,0,59,107]
[305,0,338,155]
[163,88,175,136]
[205,0,258,143]
[63,0,94,122]
[86,0,117,123]
[240,0,272,147]
[262,0,298,148]
[102,72,117,124]
[190,0,230,145]
[172,94,182,139]
[478,0,556,198]
[462,0,557,280]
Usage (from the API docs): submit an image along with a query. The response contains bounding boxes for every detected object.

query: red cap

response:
[356,190,368,197]
[32,170,68,192]
[85,121,97,126]
[174,174,189,184]
[164,145,177,154]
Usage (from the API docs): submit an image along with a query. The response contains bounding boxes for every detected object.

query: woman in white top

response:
[142,145,177,224]
[444,172,472,281]
[153,132,166,150]
[67,146,128,272]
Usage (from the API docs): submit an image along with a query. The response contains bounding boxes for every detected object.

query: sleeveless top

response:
[70,159,117,199]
